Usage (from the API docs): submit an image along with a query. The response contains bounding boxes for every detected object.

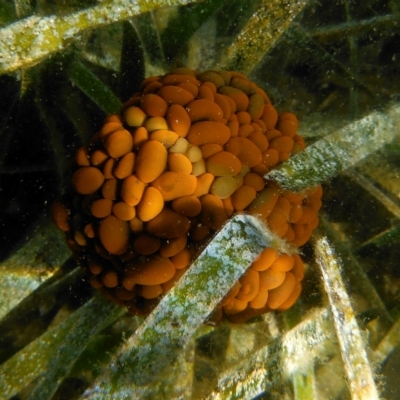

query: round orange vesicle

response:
[247,94,265,120]
[149,129,179,148]
[90,149,108,166]
[261,103,278,129]
[186,99,223,122]
[225,137,262,167]
[54,68,322,323]
[133,233,161,255]
[132,126,149,148]
[206,151,241,176]
[125,106,147,127]
[166,104,192,137]
[72,167,104,195]
[51,200,70,231]
[146,208,191,238]
[187,121,231,145]
[210,176,237,199]
[150,171,197,201]
[104,129,133,158]
[91,198,113,218]
[168,153,192,174]
[267,272,296,309]
[137,187,164,222]
[158,85,194,106]
[145,117,169,132]
[114,152,135,179]
[236,268,260,302]
[243,172,265,192]
[98,215,130,255]
[140,94,168,117]
[75,146,90,166]
[121,175,146,206]
[112,202,136,221]
[259,268,286,290]
[231,185,257,211]
[201,194,228,231]
[251,247,278,271]
[219,86,249,111]
[171,248,191,270]
[171,195,201,217]
[126,255,175,285]
[248,187,280,219]
[160,235,187,258]
[136,140,167,183]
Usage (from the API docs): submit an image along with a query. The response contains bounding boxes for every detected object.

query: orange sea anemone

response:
[52,67,322,323]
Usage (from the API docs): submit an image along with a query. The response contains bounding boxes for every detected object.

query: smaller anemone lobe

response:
[53,68,322,323]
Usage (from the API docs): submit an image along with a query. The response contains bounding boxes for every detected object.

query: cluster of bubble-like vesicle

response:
[52,68,322,322]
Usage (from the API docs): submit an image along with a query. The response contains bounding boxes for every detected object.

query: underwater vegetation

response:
[0,0,400,399]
